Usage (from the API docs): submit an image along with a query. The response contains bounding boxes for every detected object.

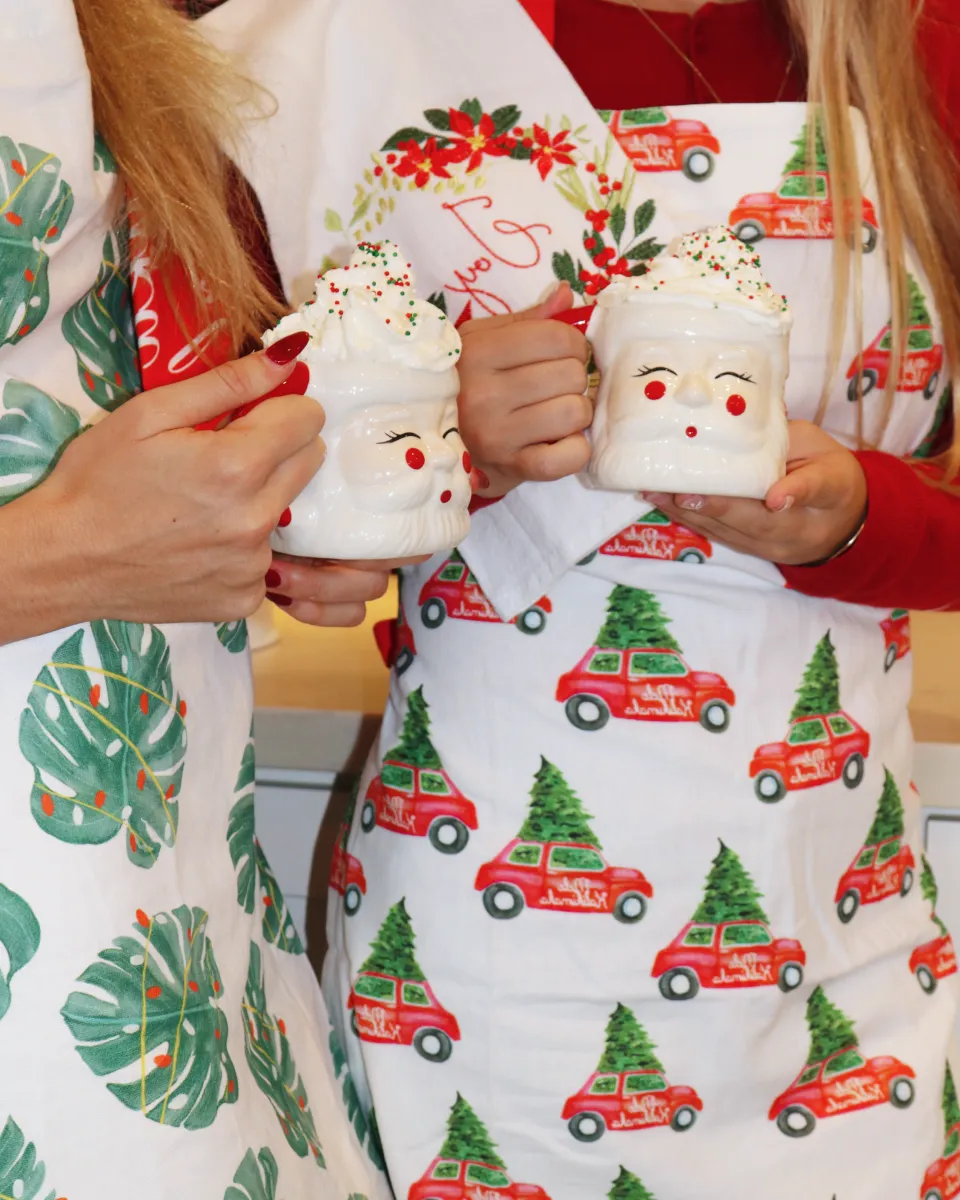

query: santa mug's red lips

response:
[440,490,453,504]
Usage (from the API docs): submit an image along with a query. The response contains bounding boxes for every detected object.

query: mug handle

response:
[550,304,594,334]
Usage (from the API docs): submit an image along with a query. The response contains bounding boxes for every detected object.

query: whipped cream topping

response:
[263,240,461,371]
[599,226,792,327]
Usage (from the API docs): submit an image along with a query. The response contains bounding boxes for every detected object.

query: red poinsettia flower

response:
[444,109,516,173]
[529,124,576,181]
[393,138,457,188]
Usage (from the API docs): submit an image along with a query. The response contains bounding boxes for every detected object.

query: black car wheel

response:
[847,369,879,402]
[413,1027,453,1064]
[889,1076,915,1109]
[734,220,766,244]
[427,817,469,855]
[915,964,937,995]
[420,599,446,629]
[682,147,715,182]
[344,883,362,916]
[699,699,730,733]
[777,1105,816,1138]
[568,1112,605,1143]
[482,884,525,920]
[837,888,860,924]
[360,800,376,833]
[658,968,700,1001]
[565,694,610,732]
[842,752,865,790]
[516,606,548,635]
[755,770,786,804]
[613,891,647,925]
[778,961,804,992]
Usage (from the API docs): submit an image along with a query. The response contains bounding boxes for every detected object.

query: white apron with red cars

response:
[195,1,960,1195]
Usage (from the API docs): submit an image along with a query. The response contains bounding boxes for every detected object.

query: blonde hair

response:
[785,0,960,456]
[74,0,285,355]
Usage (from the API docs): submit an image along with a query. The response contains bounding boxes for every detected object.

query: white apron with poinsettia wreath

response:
[200,2,957,1198]
[0,3,392,1197]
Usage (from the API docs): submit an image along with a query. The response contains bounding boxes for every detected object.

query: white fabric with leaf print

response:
[0,3,391,1197]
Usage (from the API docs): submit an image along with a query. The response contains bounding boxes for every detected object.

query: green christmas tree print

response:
[783,118,828,174]
[360,899,424,981]
[243,942,324,1166]
[0,882,40,1022]
[0,136,74,347]
[596,586,680,652]
[944,1063,960,1153]
[386,687,442,769]
[225,1147,278,1200]
[0,379,82,506]
[609,1166,656,1200]
[517,758,600,846]
[20,620,187,868]
[805,986,858,1065]
[921,854,949,937]
[865,768,905,846]
[62,225,139,412]
[908,273,933,327]
[598,1003,664,1074]
[227,729,304,954]
[61,904,238,1128]
[692,842,769,925]
[791,632,841,720]
[217,620,249,653]
[439,1094,507,1168]
[0,1116,61,1200]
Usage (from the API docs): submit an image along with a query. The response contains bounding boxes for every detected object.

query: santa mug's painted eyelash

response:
[378,430,421,444]
[633,365,678,378]
[716,371,757,384]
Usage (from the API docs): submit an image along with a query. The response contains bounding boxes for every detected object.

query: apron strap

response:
[518,0,556,44]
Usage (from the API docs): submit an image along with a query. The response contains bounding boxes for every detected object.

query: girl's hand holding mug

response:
[1,333,409,640]
[642,421,869,566]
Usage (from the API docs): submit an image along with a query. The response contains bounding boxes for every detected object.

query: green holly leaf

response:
[243,942,324,1166]
[93,133,117,175]
[490,105,521,136]
[553,250,577,286]
[0,1117,58,1200]
[20,620,187,868]
[381,127,435,151]
[633,199,655,238]
[0,137,74,347]
[423,108,452,132]
[0,883,40,1022]
[225,1148,279,1200]
[625,237,664,262]
[217,621,249,653]
[227,733,304,954]
[61,904,238,1128]
[61,225,139,412]
[609,205,626,247]
[0,379,82,505]
[459,98,483,125]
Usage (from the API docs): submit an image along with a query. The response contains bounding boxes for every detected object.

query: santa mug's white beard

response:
[589,432,787,499]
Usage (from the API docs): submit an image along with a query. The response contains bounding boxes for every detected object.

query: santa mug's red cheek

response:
[405,447,426,470]
[645,380,667,400]
[462,451,472,474]
[726,394,747,417]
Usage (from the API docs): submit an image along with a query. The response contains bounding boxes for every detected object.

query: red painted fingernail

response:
[265,569,282,589]
[266,592,292,608]
[264,331,310,366]
[277,508,292,528]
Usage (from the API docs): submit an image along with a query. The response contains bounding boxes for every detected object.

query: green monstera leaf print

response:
[61,904,238,1129]
[227,734,304,954]
[20,619,187,868]
[0,379,82,505]
[217,620,249,653]
[0,1116,60,1200]
[61,225,139,411]
[225,1148,279,1200]
[0,883,40,1022]
[0,137,74,347]
[243,942,324,1166]
[93,132,117,175]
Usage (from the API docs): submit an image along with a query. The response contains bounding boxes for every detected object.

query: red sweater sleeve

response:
[780,453,960,611]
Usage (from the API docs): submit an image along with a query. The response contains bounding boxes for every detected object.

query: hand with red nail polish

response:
[634,421,867,567]
[455,282,593,498]
[0,339,327,639]
[263,553,430,628]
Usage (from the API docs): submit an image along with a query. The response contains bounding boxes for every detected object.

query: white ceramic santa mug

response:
[558,227,793,500]
[263,241,472,560]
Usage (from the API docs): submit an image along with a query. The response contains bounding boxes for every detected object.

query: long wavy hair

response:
[73,0,284,355]
[783,0,960,451]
